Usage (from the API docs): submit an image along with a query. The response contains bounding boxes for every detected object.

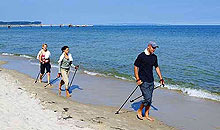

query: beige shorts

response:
[61,68,70,89]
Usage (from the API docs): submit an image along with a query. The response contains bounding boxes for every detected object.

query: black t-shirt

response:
[134,52,158,83]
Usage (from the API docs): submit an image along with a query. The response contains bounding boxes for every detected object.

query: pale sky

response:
[0,0,220,25]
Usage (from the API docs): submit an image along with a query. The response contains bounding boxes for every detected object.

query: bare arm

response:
[155,66,164,85]
[134,66,139,80]
[37,50,42,63]
[134,66,142,85]
[39,54,42,63]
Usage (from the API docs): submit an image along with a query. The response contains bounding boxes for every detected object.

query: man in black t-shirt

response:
[134,41,164,121]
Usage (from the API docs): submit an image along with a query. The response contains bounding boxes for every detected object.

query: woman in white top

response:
[57,46,78,97]
[37,44,51,85]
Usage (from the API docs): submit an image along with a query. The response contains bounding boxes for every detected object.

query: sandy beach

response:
[0,60,174,130]
[0,61,93,130]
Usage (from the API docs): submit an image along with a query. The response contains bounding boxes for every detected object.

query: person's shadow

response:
[131,101,158,115]
[43,77,60,84]
[68,85,83,94]
[60,85,83,94]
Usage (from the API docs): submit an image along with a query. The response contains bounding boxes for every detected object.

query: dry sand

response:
[0,61,175,130]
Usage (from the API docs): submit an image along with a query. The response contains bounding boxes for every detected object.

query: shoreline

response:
[0,60,174,130]
[1,53,219,102]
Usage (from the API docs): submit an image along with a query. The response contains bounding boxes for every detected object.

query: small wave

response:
[1,52,34,59]
[83,70,131,81]
[83,70,105,76]
[19,54,33,59]
[161,84,220,101]
[114,75,130,80]
[2,53,14,56]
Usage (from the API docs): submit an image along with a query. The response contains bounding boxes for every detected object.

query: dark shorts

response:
[140,82,154,107]
[40,63,51,74]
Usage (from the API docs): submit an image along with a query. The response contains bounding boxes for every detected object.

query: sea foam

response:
[83,70,105,76]
[160,83,220,101]
[2,53,14,56]
[1,53,33,59]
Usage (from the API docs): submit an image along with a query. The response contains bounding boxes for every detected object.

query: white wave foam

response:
[182,88,220,101]
[19,55,33,59]
[162,84,220,101]
[1,53,33,59]
[2,53,14,56]
[114,75,129,80]
[83,70,105,76]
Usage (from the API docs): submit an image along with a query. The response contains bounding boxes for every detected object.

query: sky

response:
[0,0,220,25]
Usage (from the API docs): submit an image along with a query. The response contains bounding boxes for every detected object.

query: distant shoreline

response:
[0,24,93,28]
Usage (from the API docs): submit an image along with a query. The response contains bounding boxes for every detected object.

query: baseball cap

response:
[148,41,159,48]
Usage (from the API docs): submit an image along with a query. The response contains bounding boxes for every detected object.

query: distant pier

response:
[0,24,93,28]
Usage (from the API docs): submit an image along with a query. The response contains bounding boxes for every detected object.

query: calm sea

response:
[0,25,220,101]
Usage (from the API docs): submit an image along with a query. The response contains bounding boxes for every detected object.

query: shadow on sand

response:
[131,101,158,115]
[60,85,83,94]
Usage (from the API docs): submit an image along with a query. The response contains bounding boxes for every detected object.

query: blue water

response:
[0,25,220,101]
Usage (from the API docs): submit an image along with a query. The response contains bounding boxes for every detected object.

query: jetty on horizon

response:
[0,21,93,28]
[0,24,93,28]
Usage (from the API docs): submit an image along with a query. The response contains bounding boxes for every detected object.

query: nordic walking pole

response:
[115,85,139,114]
[69,69,77,87]
[130,84,164,103]
[34,72,41,83]
[130,95,143,103]
[44,77,60,87]
[69,65,79,87]
[42,73,46,79]
[34,72,46,83]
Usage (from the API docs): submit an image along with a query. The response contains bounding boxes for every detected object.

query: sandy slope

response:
[0,65,92,130]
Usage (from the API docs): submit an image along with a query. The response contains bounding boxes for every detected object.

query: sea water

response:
[0,25,220,101]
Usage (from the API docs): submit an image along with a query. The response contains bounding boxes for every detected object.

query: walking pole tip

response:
[115,111,119,114]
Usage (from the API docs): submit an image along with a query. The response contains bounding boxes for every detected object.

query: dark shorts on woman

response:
[40,63,51,74]
[140,82,154,107]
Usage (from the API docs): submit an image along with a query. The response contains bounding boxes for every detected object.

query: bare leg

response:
[66,89,71,97]
[137,103,144,120]
[47,72,51,85]
[65,79,70,97]
[39,73,43,83]
[144,105,154,121]
[59,80,64,95]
